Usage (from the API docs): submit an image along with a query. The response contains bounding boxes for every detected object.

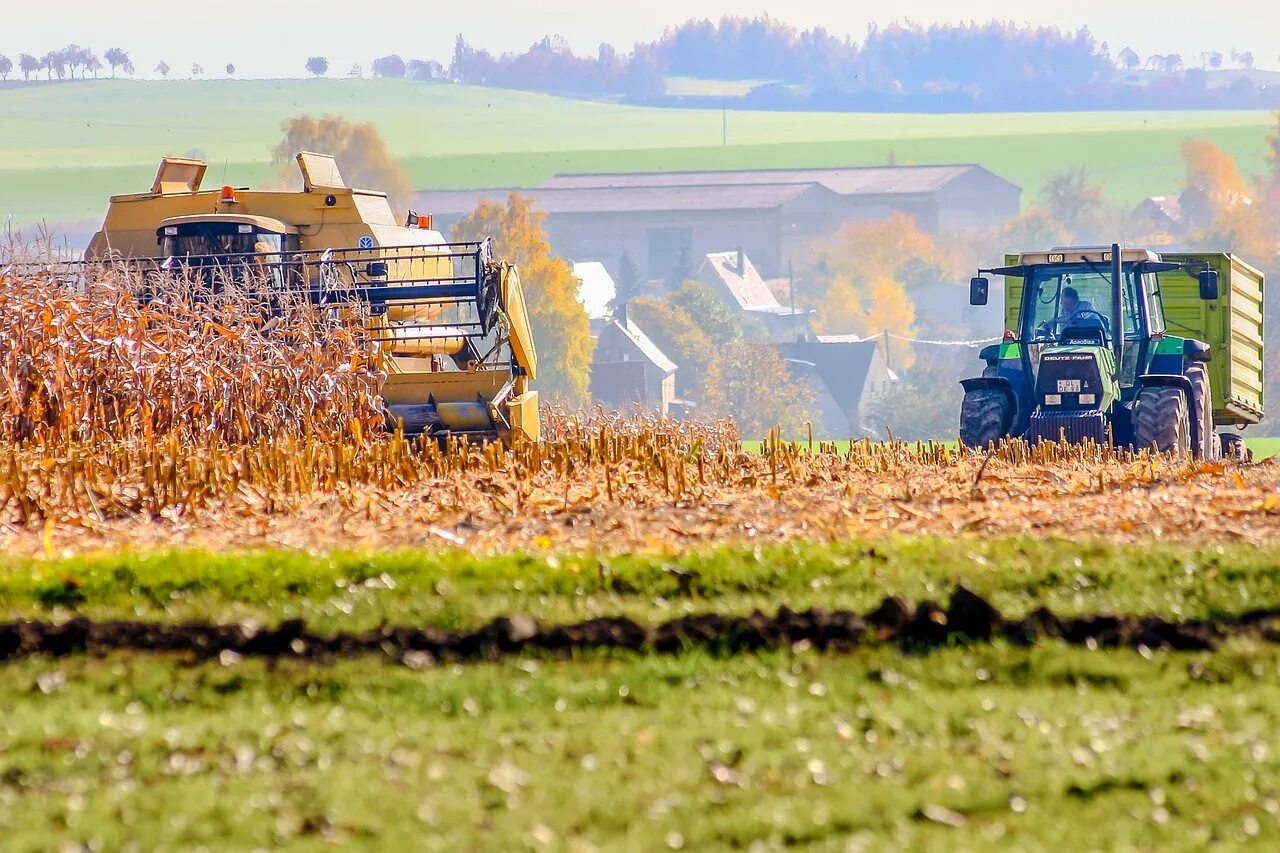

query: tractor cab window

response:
[159,223,298,289]
[1145,273,1167,335]
[1023,263,1143,344]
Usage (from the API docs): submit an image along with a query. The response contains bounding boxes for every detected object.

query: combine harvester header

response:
[82,153,539,443]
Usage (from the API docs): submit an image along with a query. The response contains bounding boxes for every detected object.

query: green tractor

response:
[961,244,1264,458]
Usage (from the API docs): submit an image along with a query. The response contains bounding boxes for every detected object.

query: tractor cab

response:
[959,244,1263,459]
[156,214,303,290]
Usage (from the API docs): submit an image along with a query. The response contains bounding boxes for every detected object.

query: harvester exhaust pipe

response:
[1111,243,1123,368]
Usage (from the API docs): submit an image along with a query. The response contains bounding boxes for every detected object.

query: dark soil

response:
[2,588,1278,667]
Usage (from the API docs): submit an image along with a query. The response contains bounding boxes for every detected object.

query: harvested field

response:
[3,427,1279,558]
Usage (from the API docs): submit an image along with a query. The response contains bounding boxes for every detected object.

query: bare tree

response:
[191,63,204,78]
[155,61,171,79]
[86,54,103,78]
[226,63,236,77]
[0,55,11,83]
[104,48,130,77]
[305,56,329,77]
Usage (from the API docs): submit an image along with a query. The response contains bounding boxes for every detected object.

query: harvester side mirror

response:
[969,276,990,306]
[366,262,389,278]
[1198,269,1219,301]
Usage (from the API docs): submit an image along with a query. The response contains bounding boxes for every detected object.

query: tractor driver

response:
[1038,285,1106,338]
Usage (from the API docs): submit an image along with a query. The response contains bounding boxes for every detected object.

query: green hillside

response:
[0,78,1273,228]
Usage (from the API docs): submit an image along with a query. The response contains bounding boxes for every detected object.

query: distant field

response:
[0,79,1274,229]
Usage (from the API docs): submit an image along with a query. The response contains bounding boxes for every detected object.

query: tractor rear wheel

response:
[1132,385,1191,456]
[960,389,1010,449]
[1185,363,1218,461]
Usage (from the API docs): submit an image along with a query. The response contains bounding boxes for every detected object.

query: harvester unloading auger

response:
[84,153,539,443]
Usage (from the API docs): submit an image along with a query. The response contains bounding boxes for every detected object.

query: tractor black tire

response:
[1132,385,1191,456]
[960,389,1010,449]
[1185,363,1218,461]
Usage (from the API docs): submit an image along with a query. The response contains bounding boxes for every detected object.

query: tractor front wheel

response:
[1132,386,1191,456]
[960,389,1011,449]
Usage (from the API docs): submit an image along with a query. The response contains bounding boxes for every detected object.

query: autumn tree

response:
[226,63,236,77]
[1042,168,1105,239]
[272,115,415,214]
[667,280,746,345]
[191,63,204,77]
[1181,138,1249,227]
[451,194,594,406]
[155,61,170,79]
[0,55,11,83]
[800,212,943,367]
[19,54,39,81]
[306,56,329,77]
[628,297,718,399]
[701,342,815,438]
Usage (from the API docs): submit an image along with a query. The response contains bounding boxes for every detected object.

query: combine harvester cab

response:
[961,244,1263,459]
[86,153,539,444]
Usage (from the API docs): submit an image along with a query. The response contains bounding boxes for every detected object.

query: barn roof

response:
[542,164,1018,196]
[415,182,838,217]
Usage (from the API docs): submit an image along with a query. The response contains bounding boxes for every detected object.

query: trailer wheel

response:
[1185,363,1217,461]
[960,389,1010,449]
[1132,386,1191,456]
[1220,432,1252,462]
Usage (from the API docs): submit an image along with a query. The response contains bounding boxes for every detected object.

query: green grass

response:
[2,643,1278,849]
[3,537,1279,632]
[3,536,1280,847]
[0,78,1274,226]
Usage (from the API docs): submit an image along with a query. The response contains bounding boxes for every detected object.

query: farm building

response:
[779,337,899,438]
[414,164,1021,281]
[589,307,678,416]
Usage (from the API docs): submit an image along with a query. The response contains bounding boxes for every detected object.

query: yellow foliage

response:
[866,276,917,370]
[272,115,414,215]
[1181,139,1250,222]
[451,194,594,406]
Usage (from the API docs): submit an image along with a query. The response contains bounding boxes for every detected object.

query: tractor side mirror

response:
[1198,269,1219,301]
[969,276,990,306]
[366,261,389,278]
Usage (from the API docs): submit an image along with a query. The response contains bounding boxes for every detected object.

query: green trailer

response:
[967,245,1264,458]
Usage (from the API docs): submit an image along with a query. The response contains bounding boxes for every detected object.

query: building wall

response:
[933,171,1023,232]
[545,209,784,282]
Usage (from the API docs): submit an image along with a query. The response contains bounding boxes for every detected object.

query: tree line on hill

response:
[7,19,1274,110]
[0,46,242,81]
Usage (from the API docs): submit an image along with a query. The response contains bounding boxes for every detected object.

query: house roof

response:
[415,183,836,217]
[1134,195,1185,225]
[700,251,782,312]
[572,262,616,320]
[542,164,1019,196]
[778,339,889,426]
[607,317,677,375]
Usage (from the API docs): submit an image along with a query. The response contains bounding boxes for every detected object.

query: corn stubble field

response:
[3,264,1280,849]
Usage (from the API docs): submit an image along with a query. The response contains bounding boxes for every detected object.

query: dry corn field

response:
[2,263,1279,558]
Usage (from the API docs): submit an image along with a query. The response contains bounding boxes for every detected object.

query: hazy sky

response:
[3,0,1278,78]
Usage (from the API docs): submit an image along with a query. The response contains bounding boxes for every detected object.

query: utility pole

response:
[788,260,797,341]
[882,329,892,371]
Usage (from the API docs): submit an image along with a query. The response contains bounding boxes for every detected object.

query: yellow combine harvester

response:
[86,152,539,443]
